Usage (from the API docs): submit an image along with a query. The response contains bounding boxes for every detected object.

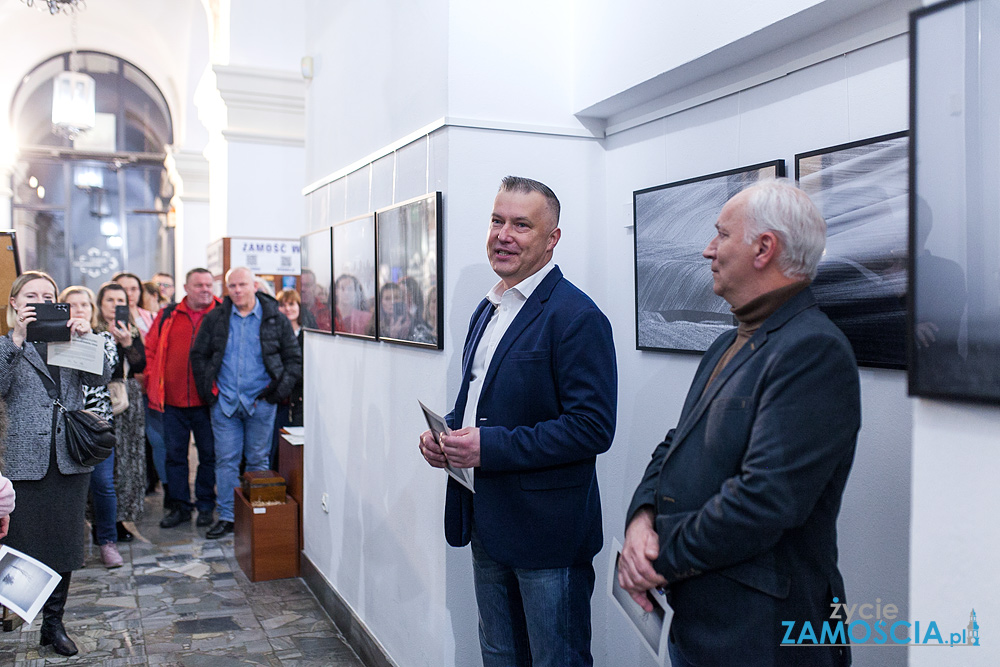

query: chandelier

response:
[22,0,86,15]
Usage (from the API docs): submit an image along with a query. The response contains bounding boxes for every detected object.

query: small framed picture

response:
[299,227,333,334]
[333,214,377,340]
[375,192,443,349]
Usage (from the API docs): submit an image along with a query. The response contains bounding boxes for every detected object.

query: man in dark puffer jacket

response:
[191,266,302,539]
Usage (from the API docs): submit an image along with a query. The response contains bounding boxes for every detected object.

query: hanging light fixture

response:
[22,0,86,15]
[50,12,95,140]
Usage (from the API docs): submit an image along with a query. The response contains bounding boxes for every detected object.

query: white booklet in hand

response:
[419,400,474,493]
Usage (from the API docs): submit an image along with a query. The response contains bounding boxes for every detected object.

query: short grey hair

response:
[741,179,826,279]
[499,176,560,226]
[225,266,255,283]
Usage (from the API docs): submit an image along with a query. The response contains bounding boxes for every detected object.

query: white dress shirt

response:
[460,262,556,432]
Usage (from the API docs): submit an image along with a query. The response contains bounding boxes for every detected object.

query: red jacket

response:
[145,296,221,411]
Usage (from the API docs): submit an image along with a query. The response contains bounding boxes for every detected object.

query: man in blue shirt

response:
[191,266,302,538]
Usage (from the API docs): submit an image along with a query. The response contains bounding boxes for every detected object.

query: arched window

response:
[9,52,175,292]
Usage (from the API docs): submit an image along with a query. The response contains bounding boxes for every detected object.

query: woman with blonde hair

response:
[58,286,123,568]
[3,271,112,656]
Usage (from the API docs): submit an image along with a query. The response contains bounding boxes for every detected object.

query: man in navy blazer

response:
[620,179,860,667]
[419,176,617,667]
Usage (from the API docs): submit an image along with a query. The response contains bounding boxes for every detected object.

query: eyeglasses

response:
[156,282,173,289]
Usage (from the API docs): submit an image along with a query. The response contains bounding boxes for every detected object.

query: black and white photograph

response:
[333,214,377,340]
[796,131,909,369]
[633,161,784,353]
[299,227,334,335]
[375,192,443,349]
[910,0,1000,403]
[607,540,669,664]
[0,546,62,624]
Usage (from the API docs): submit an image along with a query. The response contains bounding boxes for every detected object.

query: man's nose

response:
[496,222,514,242]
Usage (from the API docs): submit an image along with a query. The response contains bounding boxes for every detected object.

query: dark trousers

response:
[163,405,216,513]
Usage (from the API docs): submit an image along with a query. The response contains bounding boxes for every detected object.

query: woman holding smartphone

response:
[3,271,112,656]
[59,286,124,568]
[95,283,147,541]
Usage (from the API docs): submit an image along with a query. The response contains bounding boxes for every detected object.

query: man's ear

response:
[753,231,779,270]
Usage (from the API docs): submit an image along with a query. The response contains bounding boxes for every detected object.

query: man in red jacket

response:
[146,268,221,528]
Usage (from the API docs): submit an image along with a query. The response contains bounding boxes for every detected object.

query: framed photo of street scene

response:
[633,160,784,353]
[375,192,443,349]
[796,131,910,370]
[908,0,1000,404]
[332,214,377,340]
[299,227,333,335]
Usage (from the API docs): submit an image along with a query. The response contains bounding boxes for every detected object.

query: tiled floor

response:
[0,490,365,666]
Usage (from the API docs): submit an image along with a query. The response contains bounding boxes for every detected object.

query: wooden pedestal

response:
[233,490,300,582]
[278,433,304,548]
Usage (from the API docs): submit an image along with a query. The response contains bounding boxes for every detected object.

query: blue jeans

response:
[163,405,216,513]
[145,400,167,483]
[471,532,595,667]
[90,447,117,544]
[211,400,277,522]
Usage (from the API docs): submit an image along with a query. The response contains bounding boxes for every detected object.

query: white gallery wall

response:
[296,1,997,666]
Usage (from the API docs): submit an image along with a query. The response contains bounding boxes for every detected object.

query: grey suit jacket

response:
[0,333,113,480]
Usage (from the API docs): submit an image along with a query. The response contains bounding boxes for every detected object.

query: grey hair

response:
[225,266,256,283]
[741,178,826,279]
[499,176,561,225]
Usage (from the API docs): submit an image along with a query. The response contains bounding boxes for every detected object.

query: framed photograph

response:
[299,227,333,334]
[375,192,443,349]
[333,214,376,340]
[633,161,784,353]
[0,231,21,337]
[909,0,1000,403]
[796,131,909,369]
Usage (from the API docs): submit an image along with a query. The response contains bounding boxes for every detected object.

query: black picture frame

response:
[375,192,443,349]
[299,227,333,335]
[795,131,909,370]
[633,160,784,353]
[332,214,377,340]
[908,0,1000,404]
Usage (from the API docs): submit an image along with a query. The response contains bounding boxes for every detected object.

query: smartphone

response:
[115,305,130,330]
[26,302,71,342]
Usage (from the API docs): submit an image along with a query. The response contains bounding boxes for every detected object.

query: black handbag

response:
[33,360,114,467]
[60,403,115,466]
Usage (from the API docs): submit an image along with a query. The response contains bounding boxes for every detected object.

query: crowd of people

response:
[0,266,303,657]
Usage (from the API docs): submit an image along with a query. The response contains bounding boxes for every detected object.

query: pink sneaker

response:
[100,542,124,568]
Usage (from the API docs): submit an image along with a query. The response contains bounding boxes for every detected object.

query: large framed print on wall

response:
[375,192,443,349]
[633,160,785,353]
[796,131,909,370]
[909,0,1000,404]
[333,214,376,340]
[299,227,333,335]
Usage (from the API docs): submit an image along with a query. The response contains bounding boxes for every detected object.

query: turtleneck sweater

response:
[704,281,811,392]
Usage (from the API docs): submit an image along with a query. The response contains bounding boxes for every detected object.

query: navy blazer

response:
[627,287,860,666]
[445,266,617,569]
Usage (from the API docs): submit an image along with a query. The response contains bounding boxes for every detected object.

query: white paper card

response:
[46,332,105,375]
[418,400,474,493]
[0,546,62,625]
[607,538,671,665]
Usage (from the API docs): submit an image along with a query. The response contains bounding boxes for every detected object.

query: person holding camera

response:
[2,271,112,657]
